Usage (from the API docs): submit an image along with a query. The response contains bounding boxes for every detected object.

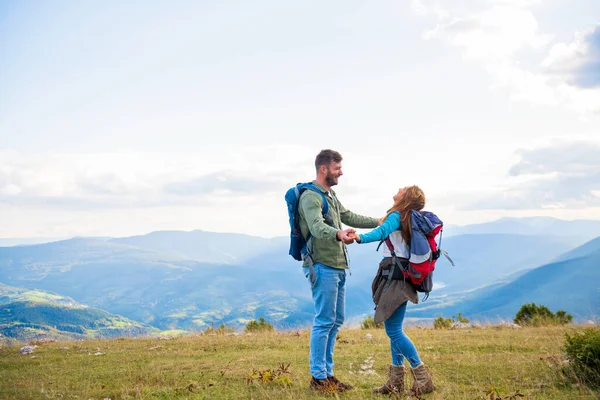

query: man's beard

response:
[325,169,338,187]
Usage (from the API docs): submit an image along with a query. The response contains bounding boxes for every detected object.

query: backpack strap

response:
[381,238,401,293]
[439,248,455,266]
[299,184,335,280]
[298,184,329,217]
[300,184,333,254]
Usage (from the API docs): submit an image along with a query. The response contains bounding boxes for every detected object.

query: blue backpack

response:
[285,183,332,261]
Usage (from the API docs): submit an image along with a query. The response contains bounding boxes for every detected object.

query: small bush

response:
[203,323,235,335]
[433,313,470,330]
[454,313,470,324]
[360,315,383,329]
[433,316,453,330]
[245,317,274,333]
[246,363,291,385]
[514,303,573,327]
[563,328,600,389]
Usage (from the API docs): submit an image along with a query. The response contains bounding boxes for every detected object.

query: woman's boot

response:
[411,363,435,395]
[373,365,404,395]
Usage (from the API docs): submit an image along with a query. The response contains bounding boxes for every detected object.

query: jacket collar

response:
[312,180,335,196]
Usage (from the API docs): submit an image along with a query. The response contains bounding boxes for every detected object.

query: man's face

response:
[325,161,343,187]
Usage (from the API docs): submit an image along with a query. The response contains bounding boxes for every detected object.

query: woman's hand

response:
[348,232,361,243]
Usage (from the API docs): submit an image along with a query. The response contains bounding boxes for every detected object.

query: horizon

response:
[2,214,600,243]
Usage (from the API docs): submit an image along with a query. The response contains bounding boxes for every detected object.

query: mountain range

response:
[406,237,600,322]
[0,216,598,341]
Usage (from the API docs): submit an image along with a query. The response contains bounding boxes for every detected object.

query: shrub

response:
[203,323,235,335]
[514,303,573,327]
[454,313,470,324]
[433,316,453,330]
[433,313,470,330]
[360,315,383,329]
[555,310,574,325]
[563,328,600,389]
[245,317,274,333]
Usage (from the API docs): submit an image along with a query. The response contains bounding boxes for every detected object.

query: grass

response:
[0,325,598,399]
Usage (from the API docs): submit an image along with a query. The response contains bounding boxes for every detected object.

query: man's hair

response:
[315,149,343,172]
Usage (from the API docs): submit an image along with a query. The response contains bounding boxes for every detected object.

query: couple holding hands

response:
[297,149,436,396]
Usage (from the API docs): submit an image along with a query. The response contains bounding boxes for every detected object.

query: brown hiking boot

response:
[327,375,354,392]
[373,364,404,395]
[310,376,338,393]
[411,364,435,395]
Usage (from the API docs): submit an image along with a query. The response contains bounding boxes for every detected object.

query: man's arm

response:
[338,197,379,229]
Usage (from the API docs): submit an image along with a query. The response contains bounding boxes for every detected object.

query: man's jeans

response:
[303,263,346,379]
[384,301,422,368]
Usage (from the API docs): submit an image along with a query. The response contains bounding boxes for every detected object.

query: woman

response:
[351,185,435,396]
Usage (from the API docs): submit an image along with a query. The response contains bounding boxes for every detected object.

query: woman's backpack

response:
[379,210,454,300]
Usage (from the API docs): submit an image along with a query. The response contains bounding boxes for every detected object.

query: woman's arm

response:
[356,212,401,244]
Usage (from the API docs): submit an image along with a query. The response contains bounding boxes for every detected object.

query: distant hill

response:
[446,216,600,244]
[2,219,599,336]
[552,236,600,262]
[0,284,159,343]
[110,230,287,264]
[0,238,312,331]
[429,233,577,293]
[408,236,600,321]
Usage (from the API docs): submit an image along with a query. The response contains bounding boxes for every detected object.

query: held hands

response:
[348,231,361,243]
[336,228,356,244]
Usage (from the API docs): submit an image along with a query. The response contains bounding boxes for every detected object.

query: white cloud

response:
[543,25,600,89]
[459,140,600,210]
[422,2,600,115]
[425,5,549,61]
[0,145,316,210]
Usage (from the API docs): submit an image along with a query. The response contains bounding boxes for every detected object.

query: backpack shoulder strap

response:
[301,184,334,226]
[301,183,329,216]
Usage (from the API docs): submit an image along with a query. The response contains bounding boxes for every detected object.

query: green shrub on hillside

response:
[204,323,235,335]
[563,328,600,389]
[245,317,274,333]
[433,316,453,330]
[514,303,573,327]
[360,315,383,329]
[433,313,470,330]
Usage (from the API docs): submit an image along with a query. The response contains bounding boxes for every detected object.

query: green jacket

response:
[298,181,379,269]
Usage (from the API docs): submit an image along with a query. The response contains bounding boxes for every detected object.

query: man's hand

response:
[336,228,356,244]
[348,231,361,243]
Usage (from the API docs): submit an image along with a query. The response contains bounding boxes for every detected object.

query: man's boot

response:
[411,363,435,395]
[373,364,404,395]
[327,375,354,392]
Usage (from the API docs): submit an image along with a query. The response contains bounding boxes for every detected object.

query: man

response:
[298,149,380,392]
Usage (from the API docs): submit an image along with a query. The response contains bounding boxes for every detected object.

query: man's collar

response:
[312,180,335,195]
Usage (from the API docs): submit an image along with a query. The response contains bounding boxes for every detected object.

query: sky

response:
[1,0,599,239]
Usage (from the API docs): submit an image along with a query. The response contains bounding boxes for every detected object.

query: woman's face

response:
[393,186,408,203]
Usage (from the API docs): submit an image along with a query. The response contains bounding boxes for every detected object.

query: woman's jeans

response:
[303,263,346,379]
[385,301,422,368]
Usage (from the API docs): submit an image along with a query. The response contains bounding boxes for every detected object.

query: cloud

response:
[425,4,549,62]
[461,141,600,210]
[509,141,600,175]
[163,170,284,196]
[543,25,600,89]
[0,146,312,210]
[422,2,600,114]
